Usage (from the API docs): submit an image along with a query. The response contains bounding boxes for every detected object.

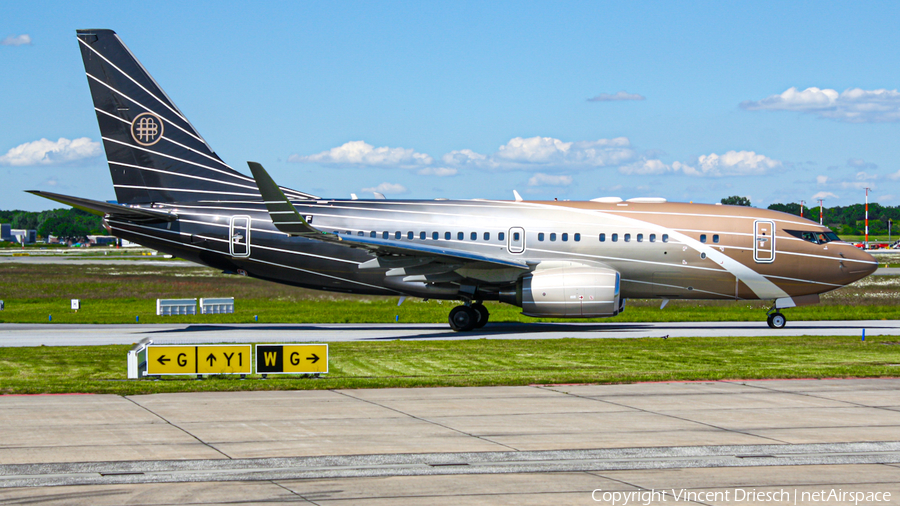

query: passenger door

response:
[230,216,251,257]
[753,220,775,263]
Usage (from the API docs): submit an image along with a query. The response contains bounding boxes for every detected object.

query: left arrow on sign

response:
[157,355,170,365]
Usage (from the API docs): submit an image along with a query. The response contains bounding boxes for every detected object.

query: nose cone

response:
[842,247,878,283]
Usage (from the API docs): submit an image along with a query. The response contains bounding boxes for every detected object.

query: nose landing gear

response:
[448,301,490,331]
[766,306,787,329]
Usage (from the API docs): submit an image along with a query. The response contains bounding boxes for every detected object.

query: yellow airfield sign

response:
[147,345,196,375]
[257,344,328,374]
[197,345,252,375]
[146,345,252,375]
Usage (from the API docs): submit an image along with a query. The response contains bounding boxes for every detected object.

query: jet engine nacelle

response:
[507,265,621,318]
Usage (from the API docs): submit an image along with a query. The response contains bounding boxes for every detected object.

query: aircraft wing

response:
[247,162,529,271]
[26,191,177,222]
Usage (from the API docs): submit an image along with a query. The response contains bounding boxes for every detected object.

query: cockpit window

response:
[786,230,842,244]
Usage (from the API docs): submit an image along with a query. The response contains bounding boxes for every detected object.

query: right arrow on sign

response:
[307,353,320,364]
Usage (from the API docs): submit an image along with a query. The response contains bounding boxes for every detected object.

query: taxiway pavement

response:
[0,320,896,347]
[1,379,899,504]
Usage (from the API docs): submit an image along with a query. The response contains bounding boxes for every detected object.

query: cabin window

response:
[612,233,618,242]
[445,232,451,240]
[649,234,656,243]
[700,234,707,243]
[637,233,643,242]
[538,233,545,241]
[420,232,426,240]
[358,231,364,236]
[457,232,464,240]
[713,234,719,243]
[550,233,557,241]
[513,232,520,241]
[484,232,490,240]
[562,233,568,242]
[407,231,414,240]
[395,231,402,239]
[433,232,439,240]
[498,232,505,241]
[370,231,376,238]
[624,233,631,242]
[574,233,580,242]
[662,234,669,243]
[345,231,351,235]
[383,231,389,239]
[470,232,477,240]
[599,233,606,242]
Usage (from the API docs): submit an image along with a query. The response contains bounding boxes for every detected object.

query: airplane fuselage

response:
[106,198,876,306]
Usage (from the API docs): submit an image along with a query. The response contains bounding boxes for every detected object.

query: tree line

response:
[0,209,107,241]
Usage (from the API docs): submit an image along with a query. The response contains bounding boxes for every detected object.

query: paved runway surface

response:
[1,320,896,346]
[1,379,899,504]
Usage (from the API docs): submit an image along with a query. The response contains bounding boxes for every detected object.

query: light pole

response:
[865,187,870,249]
[818,199,824,225]
[800,200,805,218]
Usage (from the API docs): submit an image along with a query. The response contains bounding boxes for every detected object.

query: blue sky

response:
[3,0,900,211]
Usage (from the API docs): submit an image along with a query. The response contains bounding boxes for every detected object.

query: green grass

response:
[1,336,898,395]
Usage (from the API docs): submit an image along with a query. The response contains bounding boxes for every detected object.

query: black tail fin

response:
[76,29,316,205]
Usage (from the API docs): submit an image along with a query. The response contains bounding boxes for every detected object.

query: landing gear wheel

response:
[471,303,490,328]
[767,312,787,329]
[449,305,478,332]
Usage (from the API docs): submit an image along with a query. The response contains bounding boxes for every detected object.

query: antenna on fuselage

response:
[350,193,358,200]
[513,190,523,202]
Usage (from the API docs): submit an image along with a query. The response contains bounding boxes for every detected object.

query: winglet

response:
[247,162,334,239]
[513,190,523,202]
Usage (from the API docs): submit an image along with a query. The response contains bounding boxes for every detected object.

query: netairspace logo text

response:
[591,488,892,505]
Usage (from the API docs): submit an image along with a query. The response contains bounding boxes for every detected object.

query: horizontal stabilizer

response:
[27,191,176,222]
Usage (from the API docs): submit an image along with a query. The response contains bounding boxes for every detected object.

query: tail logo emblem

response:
[131,112,164,146]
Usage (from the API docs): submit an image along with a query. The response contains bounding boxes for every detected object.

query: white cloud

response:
[816,175,829,184]
[1,34,31,46]
[0,137,101,166]
[674,151,781,177]
[289,140,432,168]
[889,170,900,181]
[587,91,645,102]
[741,86,900,123]
[527,173,572,186]
[444,136,637,172]
[619,159,671,175]
[811,191,839,201]
[361,182,408,195]
[416,167,457,176]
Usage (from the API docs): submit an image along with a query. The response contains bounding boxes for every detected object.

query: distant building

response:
[10,229,36,244]
[88,235,118,246]
[0,224,10,242]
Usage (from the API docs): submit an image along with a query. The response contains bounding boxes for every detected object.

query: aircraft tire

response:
[767,312,787,329]
[472,303,490,328]
[449,305,478,332]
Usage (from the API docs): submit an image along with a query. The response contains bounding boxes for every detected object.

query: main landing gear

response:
[766,306,787,329]
[449,302,490,332]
